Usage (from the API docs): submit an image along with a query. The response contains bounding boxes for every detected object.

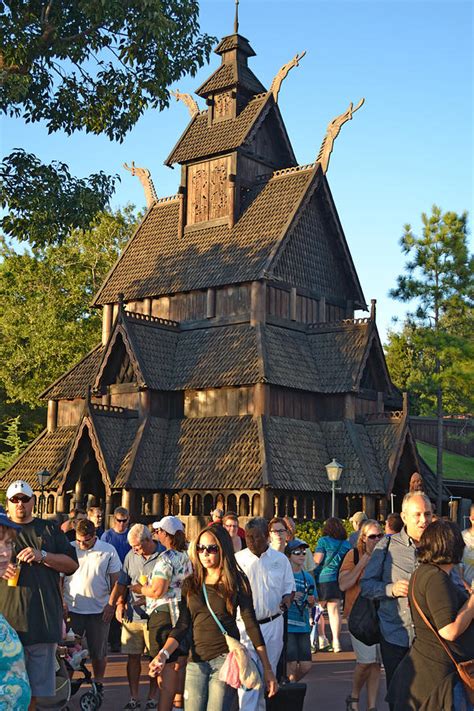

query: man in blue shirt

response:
[101,506,132,652]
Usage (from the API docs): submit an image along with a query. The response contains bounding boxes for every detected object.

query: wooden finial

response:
[123,161,158,208]
[270,51,306,103]
[370,298,376,320]
[234,0,239,33]
[317,98,365,174]
[170,90,200,119]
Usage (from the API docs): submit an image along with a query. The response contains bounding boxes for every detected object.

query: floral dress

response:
[147,549,193,623]
[0,613,31,711]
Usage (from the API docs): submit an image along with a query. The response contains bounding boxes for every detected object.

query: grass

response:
[416,441,474,481]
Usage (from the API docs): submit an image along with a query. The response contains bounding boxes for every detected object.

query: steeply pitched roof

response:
[165,92,270,165]
[93,166,315,305]
[90,407,140,485]
[40,345,104,400]
[196,62,266,97]
[0,427,77,489]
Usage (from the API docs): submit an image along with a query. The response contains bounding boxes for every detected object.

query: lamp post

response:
[36,469,50,519]
[325,459,344,518]
[390,493,396,514]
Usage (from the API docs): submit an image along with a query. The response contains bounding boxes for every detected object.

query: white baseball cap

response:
[6,480,34,500]
[154,516,184,536]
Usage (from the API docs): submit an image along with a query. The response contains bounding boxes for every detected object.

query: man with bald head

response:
[360,492,432,699]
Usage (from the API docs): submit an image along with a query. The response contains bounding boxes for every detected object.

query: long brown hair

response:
[184,525,249,614]
[357,519,382,557]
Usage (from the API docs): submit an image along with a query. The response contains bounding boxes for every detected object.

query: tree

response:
[0,0,214,244]
[389,205,473,512]
[0,417,28,475]
[0,207,137,411]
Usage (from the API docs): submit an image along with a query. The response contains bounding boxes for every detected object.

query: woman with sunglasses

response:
[149,524,278,711]
[339,520,384,711]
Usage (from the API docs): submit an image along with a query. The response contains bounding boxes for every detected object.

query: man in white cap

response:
[0,480,78,710]
[349,511,368,547]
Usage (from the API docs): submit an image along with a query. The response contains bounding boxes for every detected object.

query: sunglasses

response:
[291,550,306,555]
[196,544,219,554]
[115,518,128,523]
[367,533,384,540]
[9,495,32,503]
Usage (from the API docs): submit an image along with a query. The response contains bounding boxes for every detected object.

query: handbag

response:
[202,583,262,691]
[348,593,381,646]
[411,570,474,703]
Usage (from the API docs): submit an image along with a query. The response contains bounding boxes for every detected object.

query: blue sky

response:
[2,0,472,342]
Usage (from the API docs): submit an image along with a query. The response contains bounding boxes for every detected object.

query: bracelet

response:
[159,649,170,659]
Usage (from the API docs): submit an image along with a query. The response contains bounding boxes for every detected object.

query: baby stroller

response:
[36,638,103,711]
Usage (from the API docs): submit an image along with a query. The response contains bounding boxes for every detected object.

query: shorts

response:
[121,619,150,655]
[24,642,57,697]
[287,632,312,662]
[316,581,342,601]
[349,634,381,664]
[148,608,188,662]
[69,612,110,659]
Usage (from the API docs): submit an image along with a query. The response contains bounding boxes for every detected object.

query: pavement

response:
[67,629,389,711]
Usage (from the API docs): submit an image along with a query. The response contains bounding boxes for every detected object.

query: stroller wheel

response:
[79,691,98,711]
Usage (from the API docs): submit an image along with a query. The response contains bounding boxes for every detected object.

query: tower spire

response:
[234,0,239,33]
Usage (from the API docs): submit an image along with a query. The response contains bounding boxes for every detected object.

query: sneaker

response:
[311,644,317,654]
[318,635,331,650]
[94,682,104,698]
[333,643,342,653]
[124,701,141,710]
[144,701,157,710]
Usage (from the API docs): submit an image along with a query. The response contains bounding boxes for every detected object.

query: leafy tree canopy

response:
[1,0,214,139]
[0,206,138,410]
[0,0,214,245]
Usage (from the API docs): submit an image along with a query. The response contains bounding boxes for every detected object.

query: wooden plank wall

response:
[184,386,254,418]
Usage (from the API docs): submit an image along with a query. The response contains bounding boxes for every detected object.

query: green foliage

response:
[387,206,474,416]
[1,150,118,247]
[0,0,215,245]
[416,441,474,481]
[0,207,137,408]
[0,416,27,475]
[1,0,215,140]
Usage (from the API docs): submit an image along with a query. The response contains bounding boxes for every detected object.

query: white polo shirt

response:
[64,539,121,614]
[235,546,295,621]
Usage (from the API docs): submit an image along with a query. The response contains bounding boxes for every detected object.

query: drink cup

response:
[7,564,21,587]
[139,574,148,586]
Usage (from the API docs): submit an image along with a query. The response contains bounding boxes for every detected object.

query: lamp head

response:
[325,458,343,482]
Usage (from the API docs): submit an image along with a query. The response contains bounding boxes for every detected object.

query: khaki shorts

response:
[121,619,150,655]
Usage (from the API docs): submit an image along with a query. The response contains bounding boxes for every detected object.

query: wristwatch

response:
[40,549,48,564]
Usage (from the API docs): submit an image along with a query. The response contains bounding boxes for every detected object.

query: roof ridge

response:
[124,311,179,329]
[272,163,316,178]
[154,194,180,204]
[307,317,372,331]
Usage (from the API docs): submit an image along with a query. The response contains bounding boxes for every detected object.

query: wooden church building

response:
[1,28,426,529]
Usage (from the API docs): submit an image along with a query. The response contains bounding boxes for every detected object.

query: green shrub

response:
[296,518,353,550]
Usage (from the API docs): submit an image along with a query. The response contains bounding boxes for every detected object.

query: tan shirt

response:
[339,548,362,618]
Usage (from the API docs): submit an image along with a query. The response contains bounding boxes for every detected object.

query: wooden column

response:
[102,304,113,344]
[362,495,375,518]
[377,391,384,413]
[139,390,151,419]
[260,487,274,520]
[250,281,266,326]
[47,400,58,432]
[121,488,135,515]
[152,493,163,518]
[344,394,356,420]
[105,494,113,522]
[290,287,297,321]
[319,296,326,323]
[206,288,216,319]
[56,494,67,514]
[253,383,269,416]
[143,298,152,316]
[74,479,84,508]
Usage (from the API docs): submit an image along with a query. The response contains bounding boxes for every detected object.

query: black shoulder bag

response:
[348,538,389,646]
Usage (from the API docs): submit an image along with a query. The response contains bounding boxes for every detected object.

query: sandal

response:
[345,696,359,711]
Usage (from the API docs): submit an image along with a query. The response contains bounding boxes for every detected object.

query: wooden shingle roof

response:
[0,426,76,489]
[165,92,270,165]
[196,63,266,97]
[93,166,315,305]
[40,345,104,400]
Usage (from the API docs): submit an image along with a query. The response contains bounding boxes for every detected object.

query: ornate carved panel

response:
[186,157,230,225]
[214,91,232,120]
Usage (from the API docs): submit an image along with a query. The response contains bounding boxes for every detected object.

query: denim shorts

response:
[287,632,312,662]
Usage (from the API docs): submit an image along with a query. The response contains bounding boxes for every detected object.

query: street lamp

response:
[325,458,344,518]
[36,469,50,519]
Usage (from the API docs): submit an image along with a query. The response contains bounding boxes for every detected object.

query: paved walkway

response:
[68,638,389,711]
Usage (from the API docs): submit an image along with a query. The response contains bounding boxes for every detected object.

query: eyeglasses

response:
[196,544,219,554]
[9,495,32,504]
[291,550,306,555]
[367,533,384,540]
[270,529,287,535]
[224,523,238,529]
[115,518,128,523]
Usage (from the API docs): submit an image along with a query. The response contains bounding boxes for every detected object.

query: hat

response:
[154,516,184,536]
[285,537,309,555]
[0,513,21,530]
[6,480,34,500]
[350,511,368,527]
[211,508,224,518]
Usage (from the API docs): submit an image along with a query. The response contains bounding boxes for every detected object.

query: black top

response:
[169,580,264,662]
[0,518,78,646]
[387,563,474,711]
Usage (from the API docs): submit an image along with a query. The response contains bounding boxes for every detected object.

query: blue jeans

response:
[453,680,474,711]
[184,654,237,711]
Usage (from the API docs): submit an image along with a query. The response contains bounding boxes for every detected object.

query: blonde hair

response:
[357,519,382,556]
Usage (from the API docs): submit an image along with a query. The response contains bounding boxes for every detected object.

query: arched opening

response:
[47,494,55,514]
[251,494,260,516]
[215,493,225,510]
[226,494,237,513]
[296,497,305,520]
[192,494,202,516]
[203,494,213,515]
[181,494,191,516]
[172,494,180,516]
[239,494,250,517]
[278,495,286,517]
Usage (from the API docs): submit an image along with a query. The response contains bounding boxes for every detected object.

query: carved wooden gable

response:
[214,91,234,121]
[187,156,231,225]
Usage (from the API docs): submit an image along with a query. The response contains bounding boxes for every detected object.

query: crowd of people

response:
[0,479,473,711]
